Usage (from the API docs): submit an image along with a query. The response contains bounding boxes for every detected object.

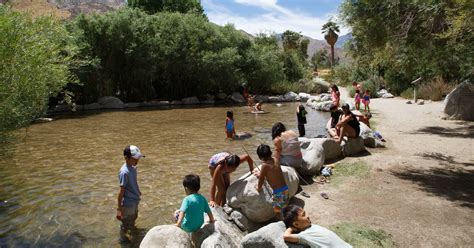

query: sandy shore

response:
[301,88,474,247]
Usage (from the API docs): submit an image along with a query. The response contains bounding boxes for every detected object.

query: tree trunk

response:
[330,45,335,68]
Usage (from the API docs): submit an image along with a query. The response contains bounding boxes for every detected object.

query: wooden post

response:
[411,77,422,103]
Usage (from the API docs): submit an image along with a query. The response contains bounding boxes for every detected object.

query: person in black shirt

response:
[334,103,360,143]
[328,104,342,138]
[296,104,308,137]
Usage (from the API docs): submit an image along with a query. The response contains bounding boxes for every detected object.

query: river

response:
[0,102,329,247]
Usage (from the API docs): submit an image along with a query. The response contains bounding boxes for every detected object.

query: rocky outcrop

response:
[240,222,308,248]
[226,166,299,224]
[444,81,474,121]
[139,225,192,248]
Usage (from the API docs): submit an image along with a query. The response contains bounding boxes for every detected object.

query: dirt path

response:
[301,88,474,247]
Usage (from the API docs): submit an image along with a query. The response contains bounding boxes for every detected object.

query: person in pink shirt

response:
[330,85,340,107]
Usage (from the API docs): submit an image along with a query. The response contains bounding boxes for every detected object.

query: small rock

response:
[406,100,412,104]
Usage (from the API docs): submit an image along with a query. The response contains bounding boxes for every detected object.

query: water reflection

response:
[0,103,329,247]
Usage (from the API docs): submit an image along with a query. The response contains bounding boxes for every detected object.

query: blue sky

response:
[201,0,349,40]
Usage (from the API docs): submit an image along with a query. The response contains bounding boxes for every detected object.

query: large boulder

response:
[98,96,124,109]
[298,92,311,102]
[227,166,299,223]
[199,207,243,248]
[444,81,474,121]
[318,138,343,162]
[231,92,246,103]
[240,222,307,248]
[341,136,366,156]
[284,91,298,101]
[140,225,192,248]
[315,101,333,112]
[299,138,324,176]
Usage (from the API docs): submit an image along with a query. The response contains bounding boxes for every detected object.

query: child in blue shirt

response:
[175,174,215,233]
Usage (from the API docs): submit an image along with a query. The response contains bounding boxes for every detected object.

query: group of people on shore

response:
[116,124,351,247]
[115,85,360,246]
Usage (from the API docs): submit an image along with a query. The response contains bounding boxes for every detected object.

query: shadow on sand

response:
[416,152,474,167]
[391,167,474,208]
[411,124,474,138]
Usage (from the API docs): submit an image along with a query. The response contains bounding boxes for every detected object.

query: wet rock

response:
[84,103,101,110]
[181,96,200,105]
[140,225,191,248]
[170,100,183,105]
[418,99,425,105]
[216,92,228,100]
[231,92,245,103]
[240,221,307,248]
[125,102,141,108]
[254,95,269,103]
[268,96,284,102]
[227,166,299,223]
[50,104,71,112]
[98,96,124,109]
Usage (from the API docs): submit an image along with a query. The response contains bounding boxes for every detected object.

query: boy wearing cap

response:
[117,145,145,242]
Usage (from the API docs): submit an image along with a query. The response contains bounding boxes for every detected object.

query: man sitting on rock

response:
[253,144,289,218]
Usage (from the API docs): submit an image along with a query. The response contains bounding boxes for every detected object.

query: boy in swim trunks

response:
[254,144,289,218]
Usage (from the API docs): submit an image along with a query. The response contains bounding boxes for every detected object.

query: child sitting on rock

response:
[253,144,289,217]
[282,205,352,248]
[175,174,214,233]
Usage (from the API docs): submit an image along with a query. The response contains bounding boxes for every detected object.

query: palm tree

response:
[322,20,340,67]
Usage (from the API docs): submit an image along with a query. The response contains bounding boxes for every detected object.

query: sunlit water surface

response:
[0,103,329,247]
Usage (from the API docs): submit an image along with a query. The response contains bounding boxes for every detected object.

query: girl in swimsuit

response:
[354,89,361,110]
[225,111,236,139]
[208,153,254,207]
[331,85,340,107]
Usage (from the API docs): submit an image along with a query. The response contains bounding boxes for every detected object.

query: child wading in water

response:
[225,111,236,139]
[296,104,307,137]
[253,144,289,217]
[175,174,214,233]
[282,205,352,248]
[362,90,371,112]
[208,153,254,207]
[354,89,361,110]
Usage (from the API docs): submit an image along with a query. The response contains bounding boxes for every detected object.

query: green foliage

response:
[282,30,302,51]
[0,6,76,141]
[311,49,330,69]
[70,9,303,102]
[332,223,395,248]
[128,0,204,16]
[340,0,473,95]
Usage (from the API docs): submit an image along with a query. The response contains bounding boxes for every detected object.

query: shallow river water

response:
[0,103,329,247]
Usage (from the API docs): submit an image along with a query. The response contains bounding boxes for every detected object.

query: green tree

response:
[321,20,340,67]
[282,30,302,50]
[311,49,329,69]
[128,0,204,15]
[340,0,473,94]
[0,6,76,143]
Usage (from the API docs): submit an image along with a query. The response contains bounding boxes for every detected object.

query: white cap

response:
[124,145,145,159]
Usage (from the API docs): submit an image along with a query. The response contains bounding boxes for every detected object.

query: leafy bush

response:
[269,81,299,95]
[0,6,76,143]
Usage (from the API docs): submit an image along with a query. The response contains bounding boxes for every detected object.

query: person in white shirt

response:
[282,205,352,248]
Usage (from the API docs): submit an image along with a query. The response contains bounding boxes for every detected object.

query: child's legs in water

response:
[225,131,233,139]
